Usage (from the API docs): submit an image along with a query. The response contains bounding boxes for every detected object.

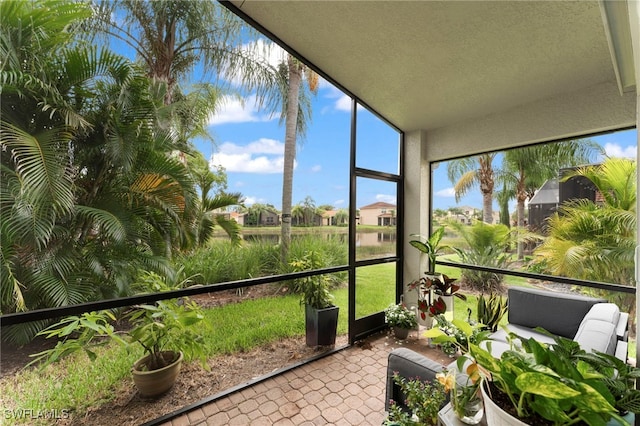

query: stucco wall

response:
[424,81,635,162]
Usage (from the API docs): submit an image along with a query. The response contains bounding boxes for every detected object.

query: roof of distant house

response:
[529,178,560,205]
[360,202,396,210]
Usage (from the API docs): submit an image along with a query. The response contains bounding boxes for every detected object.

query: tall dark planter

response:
[305,304,339,347]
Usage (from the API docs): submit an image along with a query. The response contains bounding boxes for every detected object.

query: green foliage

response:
[384,373,446,426]
[534,158,636,286]
[384,303,418,329]
[28,272,209,371]
[177,240,279,285]
[476,293,508,332]
[409,226,447,274]
[449,221,512,293]
[0,0,209,343]
[290,252,334,309]
[178,234,347,287]
[573,350,640,415]
[468,334,638,425]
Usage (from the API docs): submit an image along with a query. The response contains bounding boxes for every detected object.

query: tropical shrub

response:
[448,221,512,293]
[1,0,200,343]
[533,158,636,316]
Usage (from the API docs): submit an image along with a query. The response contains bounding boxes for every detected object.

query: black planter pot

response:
[305,304,339,347]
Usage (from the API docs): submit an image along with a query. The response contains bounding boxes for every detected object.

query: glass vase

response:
[451,375,484,425]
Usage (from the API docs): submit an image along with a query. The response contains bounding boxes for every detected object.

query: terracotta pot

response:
[132,351,183,397]
[480,380,528,426]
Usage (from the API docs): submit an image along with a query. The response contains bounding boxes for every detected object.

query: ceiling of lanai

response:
[226,1,637,133]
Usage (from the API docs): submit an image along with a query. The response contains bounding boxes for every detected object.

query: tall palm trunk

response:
[516,177,527,260]
[280,56,303,264]
[478,155,494,223]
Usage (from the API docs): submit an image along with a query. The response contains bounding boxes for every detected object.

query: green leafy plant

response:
[28,299,209,371]
[570,347,640,416]
[28,272,210,372]
[427,316,491,356]
[408,227,465,320]
[427,320,640,424]
[449,221,513,293]
[384,373,446,426]
[476,293,507,332]
[470,333,638,425]
[409,226,448,274]
[291,251,335,309]
[384,303,418,329]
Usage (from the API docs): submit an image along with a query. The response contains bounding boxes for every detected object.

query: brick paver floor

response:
[159,329,448,425]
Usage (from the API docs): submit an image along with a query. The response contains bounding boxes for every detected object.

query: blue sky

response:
[430,129,638,212]
[200,37,638,213]
[110,23,637,214]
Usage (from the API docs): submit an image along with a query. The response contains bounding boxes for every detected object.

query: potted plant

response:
[408,226,464,322]
[384,302,418,339]
[28,274,209,397]
[292,252,339,347]
[475,293,507,332]
[384,372,447,425]
[428,320,640,425]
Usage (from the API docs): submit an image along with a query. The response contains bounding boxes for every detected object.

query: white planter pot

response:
[481,381,528,426]
[440,294,454,321]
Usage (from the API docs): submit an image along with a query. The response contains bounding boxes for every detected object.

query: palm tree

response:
[301,196,317,226]
[335,209,349,226]
[1,0,199,342]
[501,139,601,258]
[535,158,636,284]
[89,0,280,106]
[280,56,318,262]
[188,152,243,245]
[448,221,513,293]
[291,203,306,226]
[447,153,498,224]
[534,158,636,317]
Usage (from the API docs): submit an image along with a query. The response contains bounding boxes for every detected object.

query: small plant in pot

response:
[408,226,464,321]
[291,251,339,347]
[430,321,640,425]
[28,273,209,398]
[384,302,418,339]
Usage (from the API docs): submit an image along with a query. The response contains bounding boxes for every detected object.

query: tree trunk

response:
[280,56,303,265]
[482,192,493,224]
[516,197,526,259]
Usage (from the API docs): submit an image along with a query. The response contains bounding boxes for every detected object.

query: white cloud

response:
[323,85,351,112]
[311,165,322,173]
[209,95,277,125]
[435,188,456,197]
[603,142,637,159]
[334,199,345,206]
[242,39,287,69]
[243,196,257,206]
[210,138,296,174]
[334,94,352,112]
[375,194,396,204]
[221,138,284,155]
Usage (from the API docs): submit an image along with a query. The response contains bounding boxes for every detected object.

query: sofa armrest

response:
[615,340,628,362]
[616,312,629,341]
[386,348,446,411]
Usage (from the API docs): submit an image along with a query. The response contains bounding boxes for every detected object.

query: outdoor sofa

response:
[385,286,630,412]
